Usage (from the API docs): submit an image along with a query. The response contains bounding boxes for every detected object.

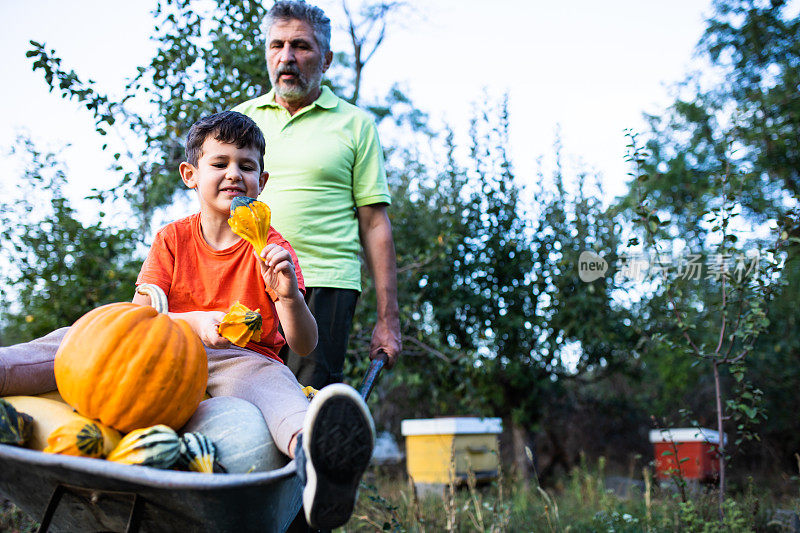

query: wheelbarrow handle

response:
[358,350,387,401]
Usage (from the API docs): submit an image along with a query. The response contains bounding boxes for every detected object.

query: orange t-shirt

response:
[136,213,305,362]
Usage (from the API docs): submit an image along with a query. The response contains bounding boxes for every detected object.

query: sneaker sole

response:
[302,384,375,529]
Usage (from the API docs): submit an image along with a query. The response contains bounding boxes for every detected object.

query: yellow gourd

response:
[228,197,278,300]
[228,197,271,254]
[2,396,100,451]
[43,419,121,458]
[37,390,67,404]
[218,301,263,347]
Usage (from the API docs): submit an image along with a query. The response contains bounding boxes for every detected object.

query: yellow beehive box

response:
[400,417,503,484]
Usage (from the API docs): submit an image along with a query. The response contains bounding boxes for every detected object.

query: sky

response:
[0,0,713,220]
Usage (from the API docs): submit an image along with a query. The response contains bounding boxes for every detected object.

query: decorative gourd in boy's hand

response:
[228,196,278,300]
[228,196,271,254]
[217,301,263,347]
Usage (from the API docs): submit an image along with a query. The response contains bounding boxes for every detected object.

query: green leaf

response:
[741,405,757,419]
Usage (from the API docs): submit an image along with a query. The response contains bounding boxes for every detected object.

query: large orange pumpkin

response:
[54,284,208,433]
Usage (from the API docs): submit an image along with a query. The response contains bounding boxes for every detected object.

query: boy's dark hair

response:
[186,111,266,171]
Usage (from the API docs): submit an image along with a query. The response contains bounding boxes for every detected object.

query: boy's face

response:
[180,137,267,217]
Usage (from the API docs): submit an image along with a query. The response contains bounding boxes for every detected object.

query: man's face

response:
[266,18,331,105]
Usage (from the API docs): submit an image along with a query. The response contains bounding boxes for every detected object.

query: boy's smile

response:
[180,137,268,218]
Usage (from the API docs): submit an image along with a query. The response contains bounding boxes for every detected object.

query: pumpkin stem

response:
[136,284,170,314]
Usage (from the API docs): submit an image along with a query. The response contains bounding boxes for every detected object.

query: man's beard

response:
[269,62,324,103]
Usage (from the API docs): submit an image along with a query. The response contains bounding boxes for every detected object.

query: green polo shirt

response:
[233,87,391,291]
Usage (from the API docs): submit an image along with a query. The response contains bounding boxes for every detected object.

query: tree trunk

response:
[714,360,726,520]
[511,421,533,487]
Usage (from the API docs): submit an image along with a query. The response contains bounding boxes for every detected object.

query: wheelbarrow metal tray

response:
[0,443,301,532]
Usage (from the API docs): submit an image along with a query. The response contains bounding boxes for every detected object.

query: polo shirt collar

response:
[257,86,338,111]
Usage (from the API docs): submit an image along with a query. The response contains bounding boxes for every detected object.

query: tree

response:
[0,138,142,345]
[620,0,800,473]
[628,0,800,226]
[28,1,274,229]
[337,0,407,105]
[519,139,639,480]
[27,0,417,230]
[626,129,784,516]
[352,96,640,479]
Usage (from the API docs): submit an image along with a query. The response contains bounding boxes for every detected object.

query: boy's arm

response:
[132,291,230,349]
[257,245,318,356]
[274,294,318,356]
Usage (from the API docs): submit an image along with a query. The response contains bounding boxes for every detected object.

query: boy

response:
[0,111,374,530]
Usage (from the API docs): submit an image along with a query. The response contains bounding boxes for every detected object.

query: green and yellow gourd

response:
[178,432,217,473]
[0,398,33,446]
[180,396,287,473]
[218,302,263,347]
[228,196,271,253]
[3,396,114,452]
[44,419,122,458]
[228,197,278,301]
[107,425,182,468]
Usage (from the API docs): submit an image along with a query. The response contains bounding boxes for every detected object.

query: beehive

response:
[401,417,502,487]
[649,427,726,482]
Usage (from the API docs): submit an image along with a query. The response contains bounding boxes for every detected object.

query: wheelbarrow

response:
[0,356,386,533]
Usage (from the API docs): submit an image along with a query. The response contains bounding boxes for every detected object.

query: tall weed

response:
[350,458,787,532]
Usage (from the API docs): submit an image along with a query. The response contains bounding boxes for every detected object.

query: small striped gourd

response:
[0,398,33,446]
[178,432,217,473]
[107,425,181,468]
[44,419,122,458]
[218,302,263,347]
[301,386,318,400]
[180,396,287,473]
[3,395,101,451]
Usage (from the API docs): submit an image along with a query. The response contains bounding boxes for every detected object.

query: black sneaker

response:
[298,383,375,530]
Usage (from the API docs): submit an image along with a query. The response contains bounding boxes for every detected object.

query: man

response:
[233,0,401,390]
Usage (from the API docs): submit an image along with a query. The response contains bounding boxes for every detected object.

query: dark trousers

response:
[281,287,360,390]
[282,287,359,533]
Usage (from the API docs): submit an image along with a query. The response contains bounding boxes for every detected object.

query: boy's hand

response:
[255,244,299,300]
[173,311,231,349]
[199,311,232,348]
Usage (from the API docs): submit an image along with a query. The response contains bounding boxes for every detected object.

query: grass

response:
[2,458,798,532]
[345,457,800,532]
[0,498,37,533]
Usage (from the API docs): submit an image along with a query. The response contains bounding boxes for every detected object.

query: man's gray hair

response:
[263,1,332,56]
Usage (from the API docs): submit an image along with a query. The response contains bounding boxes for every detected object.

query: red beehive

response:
[649,428,726,482]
